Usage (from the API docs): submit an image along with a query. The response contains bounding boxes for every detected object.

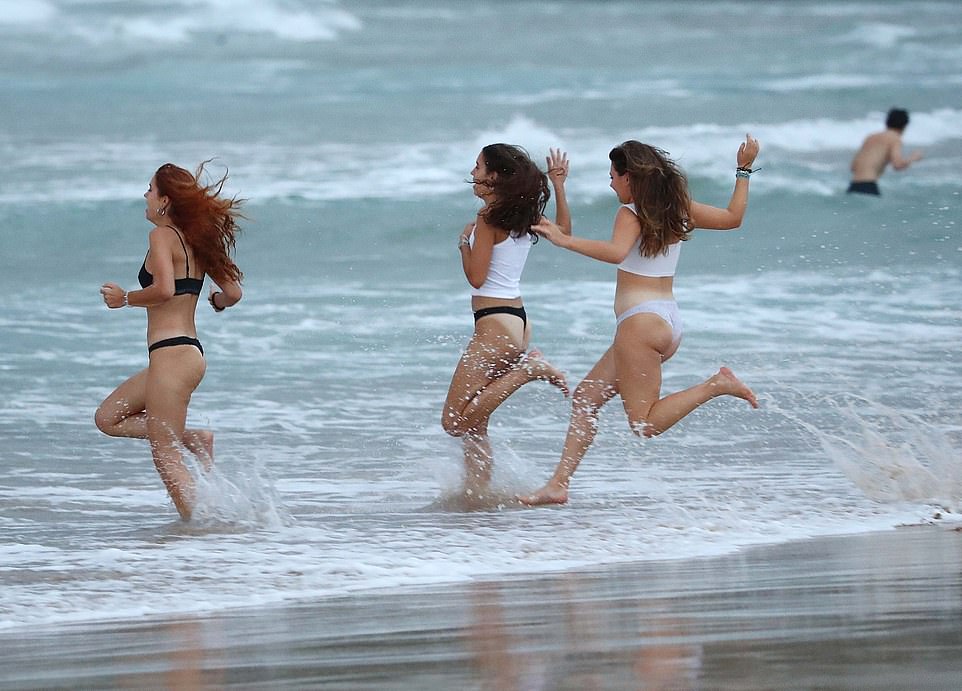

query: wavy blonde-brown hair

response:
[154,161,244,284]
[609,141,692,257]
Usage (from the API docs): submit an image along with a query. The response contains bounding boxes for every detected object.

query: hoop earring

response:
[158,207,166,216]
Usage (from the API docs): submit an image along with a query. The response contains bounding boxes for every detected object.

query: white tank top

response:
[617,204,681,277]
[470,229,532,298]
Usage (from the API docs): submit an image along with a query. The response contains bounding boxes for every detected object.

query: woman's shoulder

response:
[147,224,185,250]
[148,225,172,241]
[472,214,502,238]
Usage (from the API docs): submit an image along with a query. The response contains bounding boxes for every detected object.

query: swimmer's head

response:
[886,108,910,132]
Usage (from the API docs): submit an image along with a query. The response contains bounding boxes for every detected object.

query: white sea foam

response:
[2,108,959,206]
[761,73,889,92]
[776,395,962,512]
[2,0,360,44]
[2,268,958,631]
[836,22,917,48]
[486,79,692,106]
[0,0,54,25]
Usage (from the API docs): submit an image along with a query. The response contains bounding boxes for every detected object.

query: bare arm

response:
[101,226,179,308]
[546,148,571,235]
[890,138,923,170]
[209,278,242,312]
[691,134,759,231]
[458,216,498,289]
[532,206,640,264]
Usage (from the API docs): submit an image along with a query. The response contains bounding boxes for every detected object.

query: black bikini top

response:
[138,226,204,296]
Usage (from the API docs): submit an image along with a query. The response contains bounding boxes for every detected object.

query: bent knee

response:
[94,408,115,435]
[441,412,465,437]
[571,388,607,414]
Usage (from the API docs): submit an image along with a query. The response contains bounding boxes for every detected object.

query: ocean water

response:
[1,0,961,631]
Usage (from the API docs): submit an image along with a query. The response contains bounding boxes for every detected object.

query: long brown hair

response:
[476,143,549,239]
[155,161,244,284]
[609,141,691,257]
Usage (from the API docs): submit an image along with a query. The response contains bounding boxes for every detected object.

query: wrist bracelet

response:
[736,169,751,179]
[458,235,470,249]
[211,292,225,312]
[122,291,128,307]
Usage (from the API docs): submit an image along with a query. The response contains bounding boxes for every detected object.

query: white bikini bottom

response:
[615,299,682,349]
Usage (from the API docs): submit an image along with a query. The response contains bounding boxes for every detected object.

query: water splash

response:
[186,451,293,530]
[426,436,542,512]
[774,392,962,512]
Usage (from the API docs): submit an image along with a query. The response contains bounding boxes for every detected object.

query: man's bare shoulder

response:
[865,130,896,146]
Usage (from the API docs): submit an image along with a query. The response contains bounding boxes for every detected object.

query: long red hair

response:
[155,161,244,284]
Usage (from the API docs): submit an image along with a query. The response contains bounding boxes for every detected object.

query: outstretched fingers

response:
[546,148,569,182]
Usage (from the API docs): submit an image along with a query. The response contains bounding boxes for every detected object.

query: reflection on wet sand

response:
[467,576,703,690]
[1,528,960,690]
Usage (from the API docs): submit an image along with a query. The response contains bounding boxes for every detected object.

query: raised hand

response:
[546,148,569,185]
[737,133,760,169]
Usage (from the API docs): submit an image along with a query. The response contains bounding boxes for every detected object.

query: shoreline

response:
[3,525,960,690]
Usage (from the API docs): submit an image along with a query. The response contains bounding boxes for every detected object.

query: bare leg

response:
[96,368,214,468]
[145,347,207,520]
[522,312,758,506]
[641,367,758,437]
[442,330,522,437]
[462,430,493,503]
[182,429,214,471]
[457,348,568,432]
[613,313,756,437]
[520,347,619,506]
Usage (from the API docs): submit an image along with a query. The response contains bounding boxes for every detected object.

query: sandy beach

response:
[2,524,959,690]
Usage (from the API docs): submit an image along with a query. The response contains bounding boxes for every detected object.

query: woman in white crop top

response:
[441,144,570,508]
[522,135,762,506]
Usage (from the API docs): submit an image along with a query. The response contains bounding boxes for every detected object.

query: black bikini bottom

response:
[473,305,527,328]
[148,336,204,355]
[846,180,880,196]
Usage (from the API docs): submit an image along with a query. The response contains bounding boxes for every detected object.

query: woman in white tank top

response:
[522,135,762,506]
[441,144,571,508]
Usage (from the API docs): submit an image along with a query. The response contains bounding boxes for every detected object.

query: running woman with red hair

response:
[96,161,244,520]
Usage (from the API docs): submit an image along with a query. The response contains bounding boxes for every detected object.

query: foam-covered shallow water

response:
[1,0,961,631]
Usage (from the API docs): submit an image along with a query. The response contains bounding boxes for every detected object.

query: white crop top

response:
[617,204,681,277]
[469,229,532,298]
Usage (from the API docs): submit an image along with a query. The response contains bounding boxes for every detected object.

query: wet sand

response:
[2,525,960,690]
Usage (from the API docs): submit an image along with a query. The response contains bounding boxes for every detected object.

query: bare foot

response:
[710,367,759,408]
[183,429,214,471]
[523,348,569,397]
[518,482,569,506]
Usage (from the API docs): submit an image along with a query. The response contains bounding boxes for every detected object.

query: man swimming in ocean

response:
[847,108,923,195]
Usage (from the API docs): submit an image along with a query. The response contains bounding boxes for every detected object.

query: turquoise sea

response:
[1,0,961,632]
